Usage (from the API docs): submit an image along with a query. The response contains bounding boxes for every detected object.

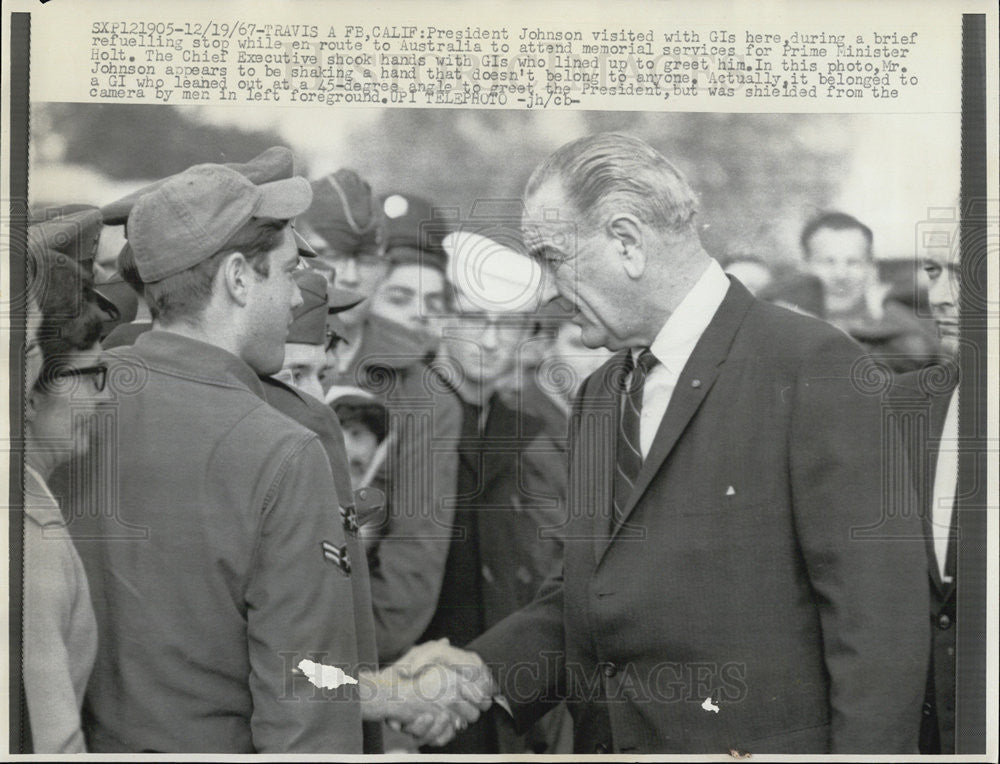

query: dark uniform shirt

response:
[74,331,364,753]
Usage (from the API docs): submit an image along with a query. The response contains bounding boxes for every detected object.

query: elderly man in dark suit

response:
[398,133,930,755]
[888,233,962,754]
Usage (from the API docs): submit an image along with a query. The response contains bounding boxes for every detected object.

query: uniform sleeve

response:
[22,520,88,754]
[369,388,461,663]
[788,335,930,753]
[466,385,584,733]
[469,567,567,733]
[245,435,363,753]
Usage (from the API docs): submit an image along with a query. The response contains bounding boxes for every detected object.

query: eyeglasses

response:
[457,314,537,338]
[325,330,344,353]
[39,363,108,393]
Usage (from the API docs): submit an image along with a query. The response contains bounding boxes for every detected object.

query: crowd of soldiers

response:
[19,135,959,755]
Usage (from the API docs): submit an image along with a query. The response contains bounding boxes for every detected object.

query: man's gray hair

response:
[525,132,699,235]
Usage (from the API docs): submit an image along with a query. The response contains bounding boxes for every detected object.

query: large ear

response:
[608,213,646,280]
[219,252,253,308]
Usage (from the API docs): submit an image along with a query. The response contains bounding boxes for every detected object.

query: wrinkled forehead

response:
[522,215,581,263]
[523,180,589,258]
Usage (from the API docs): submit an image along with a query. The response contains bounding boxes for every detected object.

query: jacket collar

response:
[108,329,266,399]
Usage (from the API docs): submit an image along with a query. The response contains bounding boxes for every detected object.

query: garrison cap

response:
[128,164,312,283]
[287,270,329,346]
[28,206,121,319]
[379,191,451,258]
[305,169,380,255]
[100,146,298,225]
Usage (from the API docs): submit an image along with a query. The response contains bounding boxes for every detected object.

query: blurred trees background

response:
[35,104,286,181]
[342,109,849,263]
[33,103,853,263]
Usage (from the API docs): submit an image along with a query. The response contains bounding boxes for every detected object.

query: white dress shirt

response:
[930,388,959,582]
[632,259,731,458]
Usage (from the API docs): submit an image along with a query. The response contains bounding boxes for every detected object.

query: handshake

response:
[360,639,499,747]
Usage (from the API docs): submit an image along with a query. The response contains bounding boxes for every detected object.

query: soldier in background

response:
[314,189,463,667]
[416,229,571,754]
[258,268,383,753]
[300,169,386,387]
[801,211,939,372]
[327,387,389,495]
[889,232,962,754]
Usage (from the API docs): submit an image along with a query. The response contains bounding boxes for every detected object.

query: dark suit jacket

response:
[471,279,930,754]
[890,367,958,754]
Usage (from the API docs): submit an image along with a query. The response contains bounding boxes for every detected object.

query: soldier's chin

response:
[939,332,960,360]
[578,325,607,350]
[249,347,285,377]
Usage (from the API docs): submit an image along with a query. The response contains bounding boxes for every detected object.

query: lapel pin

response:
[726,485,736,496]
[691,379,702,388]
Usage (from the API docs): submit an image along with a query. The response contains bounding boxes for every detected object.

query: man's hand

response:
[359,659,492,747]
[395,638,497,696]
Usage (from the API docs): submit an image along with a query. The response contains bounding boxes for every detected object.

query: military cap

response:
[306,259,366,312]
[384,244,447,274]
[325,385,388,443]
[29,205,103,265]
[128,164,312,283]
[28,206,121,319]
[287,270,330,346]
[305,169,380,255]
[379,191,451,257]
[100,146,298,226]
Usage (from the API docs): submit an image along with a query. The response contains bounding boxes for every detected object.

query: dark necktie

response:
[612,348,659,532]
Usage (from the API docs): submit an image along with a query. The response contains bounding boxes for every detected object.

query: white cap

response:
[324,385,377,406]
[443,230,558,313]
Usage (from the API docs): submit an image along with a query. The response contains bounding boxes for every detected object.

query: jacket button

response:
[595,742,610,754]
[938,613,952,630]
[603,662,618,677]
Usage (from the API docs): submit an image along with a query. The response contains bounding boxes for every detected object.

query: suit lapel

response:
[597,280,755,564]
[585,351,631,562]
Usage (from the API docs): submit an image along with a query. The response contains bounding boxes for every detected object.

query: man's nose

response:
[480,322,500,350]
[339,258,360,287]
[928,275,956,310]
[555,295,576,314]
[302,374,324,402]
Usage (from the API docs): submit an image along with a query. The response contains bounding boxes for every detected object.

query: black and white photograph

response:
[3,1,996,759]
